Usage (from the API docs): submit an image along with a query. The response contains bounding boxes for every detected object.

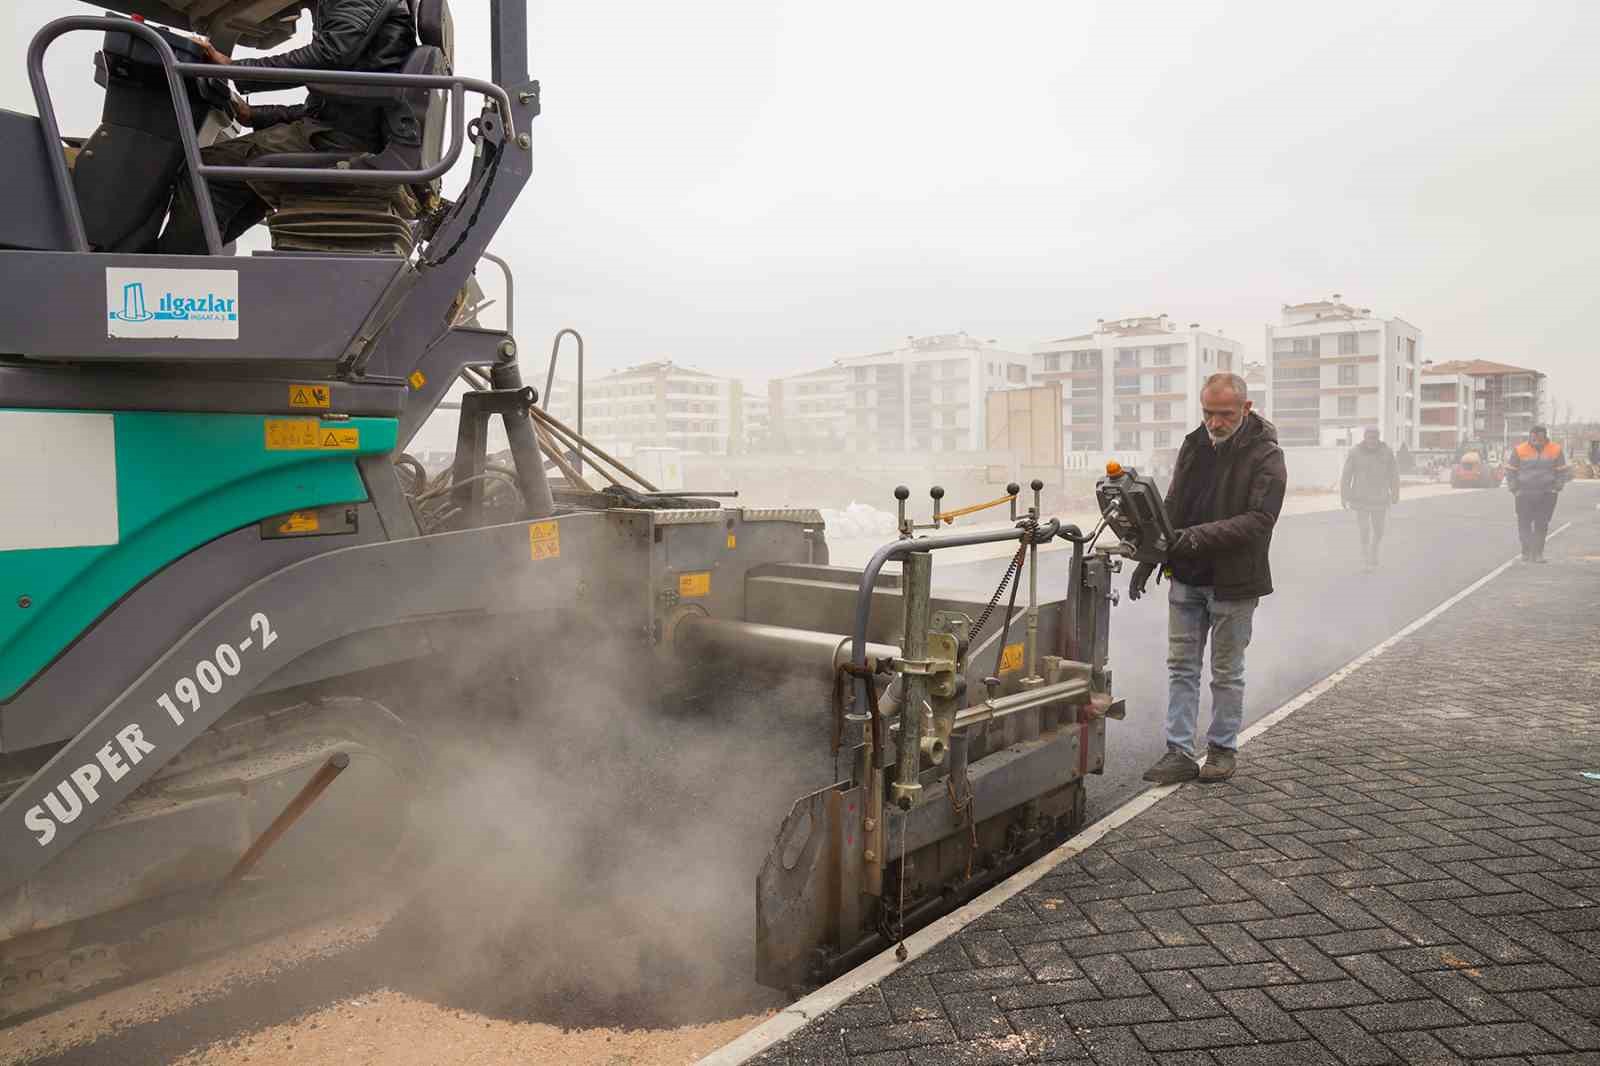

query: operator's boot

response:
[1198,745,1237,783]
[1142,749,1199,784]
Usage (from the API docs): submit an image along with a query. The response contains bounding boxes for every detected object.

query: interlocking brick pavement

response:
[745,515,1600,1065]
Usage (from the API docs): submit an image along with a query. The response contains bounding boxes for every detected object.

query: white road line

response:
[696,522,1576,1066]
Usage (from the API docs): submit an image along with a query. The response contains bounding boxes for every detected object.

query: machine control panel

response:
[1093,462,1177,564]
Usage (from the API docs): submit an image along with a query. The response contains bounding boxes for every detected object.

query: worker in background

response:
[1340,426,1400,570]
[1505,424,1570,563]
[1128,373,1287,785]
[158,0,416,254]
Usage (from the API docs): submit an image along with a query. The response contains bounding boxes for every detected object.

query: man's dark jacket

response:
[1163,412,1287,600]
[232,0,417,132]
[1341,439,1399,510]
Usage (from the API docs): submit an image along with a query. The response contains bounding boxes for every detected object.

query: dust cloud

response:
[360,620,831,1029]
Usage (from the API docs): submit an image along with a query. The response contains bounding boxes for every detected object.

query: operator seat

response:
[249,0,454,256]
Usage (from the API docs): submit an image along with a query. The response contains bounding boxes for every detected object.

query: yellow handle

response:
[938,493,1018,524]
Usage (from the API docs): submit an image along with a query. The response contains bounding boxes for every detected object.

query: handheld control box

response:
[1094,463,1177,564]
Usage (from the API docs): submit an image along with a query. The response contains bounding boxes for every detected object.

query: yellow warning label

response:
[678,572,711,598]
[529,521,561,561]
[288,384,331,409]
[726,533,737,550]
[277,511,320,534]
[408,370,427,390]
[264,420,361,451]
[999,643,1025,672]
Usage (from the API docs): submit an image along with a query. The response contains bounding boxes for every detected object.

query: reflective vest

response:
[1506,440,1568,495]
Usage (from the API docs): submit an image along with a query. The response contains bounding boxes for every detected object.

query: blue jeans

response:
[1166,580,1259,757]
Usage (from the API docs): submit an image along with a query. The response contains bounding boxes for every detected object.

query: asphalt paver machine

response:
[0,0,1167,1010]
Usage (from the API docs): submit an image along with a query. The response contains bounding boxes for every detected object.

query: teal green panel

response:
[0,411,398,701]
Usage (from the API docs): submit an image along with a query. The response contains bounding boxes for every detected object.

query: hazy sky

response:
[8,1,1598,416]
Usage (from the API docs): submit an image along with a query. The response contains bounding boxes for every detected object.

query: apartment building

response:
[584,361,743,457]
[1424,359,1547,445]
[768,362,850,452]
[1264,297,1421,448]
[1032,315,1242,457]
[837,333,1031,453]
[1418,367,1475,451]
[742,390,771,452]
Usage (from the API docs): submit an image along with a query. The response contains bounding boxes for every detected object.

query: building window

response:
[1154,430,1172,449]
[1338,333,1358,355]
[1042,354,1061,372]
[1114,349,1138,368]
[1338,365,1358,386]
[1339,396,1358,417]
[1218,350,1233,371]
[1154,373,1171,394]
[1007,364,1028,384]
[1154,402,1172,421]
[1114,431,1139,450]
[1072,349,1102,370]
[1118,403,1137,420]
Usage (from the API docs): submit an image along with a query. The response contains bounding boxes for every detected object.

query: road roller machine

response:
[0,0,1166,1013]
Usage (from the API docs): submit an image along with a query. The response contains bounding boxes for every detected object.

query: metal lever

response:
[930,485,944,527]
[895,485,911,538]
[1007,482,1021,521]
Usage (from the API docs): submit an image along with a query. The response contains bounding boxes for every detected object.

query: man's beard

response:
[1209,425,1236,444]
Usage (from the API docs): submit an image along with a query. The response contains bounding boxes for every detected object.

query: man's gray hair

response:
[1201,372,1249,403]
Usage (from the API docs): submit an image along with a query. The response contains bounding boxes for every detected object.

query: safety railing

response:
[27,15,516,256]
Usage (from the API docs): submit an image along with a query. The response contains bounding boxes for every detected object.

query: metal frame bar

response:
[545,328,584,474]
[27,15,515,255]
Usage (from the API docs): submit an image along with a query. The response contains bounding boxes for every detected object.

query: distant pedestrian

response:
[1340,427,1400,570]
[1129,373,1287,785]
[1505,425,1570,563]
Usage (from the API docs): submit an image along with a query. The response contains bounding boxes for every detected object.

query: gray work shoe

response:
[1198,746,1237,782]
[1142,750,1199,784]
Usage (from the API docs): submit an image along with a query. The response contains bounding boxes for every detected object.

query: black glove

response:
[1129,561,1162,601]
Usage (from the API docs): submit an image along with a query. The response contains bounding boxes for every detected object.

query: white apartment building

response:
[1425,359,1547,445]
[768,363,850,452]
[1265,297,1421,448]
[741,390,771,452]
[838,333,1032,453]
[585,361,743,457]
[1418,368,1475,452]
[1032,315,1243,458]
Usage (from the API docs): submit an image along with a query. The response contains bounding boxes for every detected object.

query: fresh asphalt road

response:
[934,481,1600,824]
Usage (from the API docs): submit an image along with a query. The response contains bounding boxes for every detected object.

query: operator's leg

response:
[1356,508,1371,556]
[1204,591,1258,758]
[1531,492,1558,561]
[1143,580,1208,783]
[158,120,365,254]
[1165,581,1207,754]
[1514,493,1535,560]
[1369,506,1387,566]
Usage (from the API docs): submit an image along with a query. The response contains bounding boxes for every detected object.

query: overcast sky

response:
[8,1,1598,416]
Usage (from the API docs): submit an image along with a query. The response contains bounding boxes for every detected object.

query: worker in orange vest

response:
[1504,425,1571,563]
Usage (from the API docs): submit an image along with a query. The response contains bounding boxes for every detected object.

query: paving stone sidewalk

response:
[750,514,1600,1065]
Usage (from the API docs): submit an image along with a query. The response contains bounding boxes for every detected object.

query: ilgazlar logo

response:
[106,268,240,340]
[110,282,238,324]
